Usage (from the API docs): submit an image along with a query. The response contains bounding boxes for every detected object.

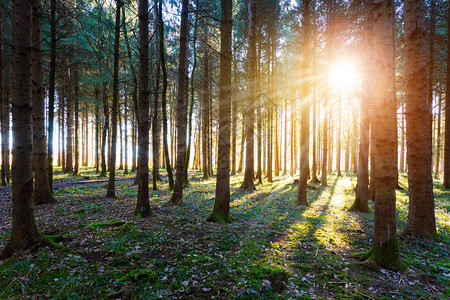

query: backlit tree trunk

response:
[106,0,122,198]
[207,0,232,223]
[241,0,256,190]
[158,0,174,189]
[1,0,43,259]
[444,0,450,188]
[297,0,311,206]
[32,0,54,204]
[352,11,373,213]
[134,0,151,216]
[403,0,436,237]
[168,0,189,205]
[368,0,404,270]
[47,0,56,190]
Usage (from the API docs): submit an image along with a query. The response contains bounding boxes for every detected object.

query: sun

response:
[328,60,359,91]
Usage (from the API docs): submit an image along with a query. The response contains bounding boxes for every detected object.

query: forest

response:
[0,0,449,298]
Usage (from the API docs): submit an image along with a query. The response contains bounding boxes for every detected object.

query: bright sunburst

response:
[328,60,359,91]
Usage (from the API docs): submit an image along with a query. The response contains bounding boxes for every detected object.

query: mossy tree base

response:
[166,192,185,207]
[349,200,370,213]
[354,241,407,272]
[0,233,75,260]
[34,193,57,205]
[206,210,233,224]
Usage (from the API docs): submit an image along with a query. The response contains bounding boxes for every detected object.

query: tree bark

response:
[65,66,74,173]
[168,0,190,205]
[240,0,256,190]
[352,11,373,213]
[444,0,450,188]
[32,0,55,204]
[106,0,122,198]
[403,0,436,237]
[157,0,173,190]
[368,0,404,270]
[47,0,56,190]
[297,0,311,206]
[207,0,232,223]
[202,46,210,179]
[1,0,43,259]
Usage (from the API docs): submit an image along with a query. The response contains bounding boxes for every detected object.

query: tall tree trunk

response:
[135,0,151,216]
[95,88,100,173]
[184,0,199,185]
[337,94,341,176]
[106,0,122,198]
[152,9,161,191]
[367,0,404,270]
[237,114,245,172]
[64,66,73,173]
[100,83,109,177]
[60,83,65,171]
[297,0,311,206]
[169,0,190,205]
[444,0,450,188]
[207,0,232,223]
[202,46,210,179]
[403,0,436,237]
[231,53,237,176]
[124,84,129,175]
[47,0,56,190]
[0,4,8,187]
[1,0,43,259]
[352,11,373,213]
[435,92,441,178]
[32,0,55,204]
[241,0,256,190]
[73,70,79,175]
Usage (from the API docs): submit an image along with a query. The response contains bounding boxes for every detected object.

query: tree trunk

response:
[47,0,56,190]
[73,70,79,175]
[64,66,74,173]
[352,11,373,213]
[184,0,199,185]
[168,0,190,205]
[95,88,100,173]
[106,0,122,198]
[403,0,436,237]
[444,0,450,187]
[241,0,257,190]
[237,114,245,172]
[207,0,232,223]
[368,0,404,270]
[135,0,151,216]
[124,84,129,175]
[152,9,161,191]
[337,94,341,176]
[100,83,109,177]
[231,53,237,176]
[297,0,311,206]
[32,0,55,204]
[435,92,441,178]
[202,46,210,179]
[1,0,43,259]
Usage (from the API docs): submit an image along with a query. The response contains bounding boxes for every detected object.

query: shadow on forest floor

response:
[0,167,448,299]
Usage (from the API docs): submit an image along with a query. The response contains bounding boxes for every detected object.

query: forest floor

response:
[0,167,449,299]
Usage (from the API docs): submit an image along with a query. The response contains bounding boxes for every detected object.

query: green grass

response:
[0,169,448,298]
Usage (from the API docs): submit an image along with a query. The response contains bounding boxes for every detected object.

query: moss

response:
[251,260,289,292]
[86,220,128,229]
[118,269,157,282]
[367,240,408,272]
[206,210,233,224]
